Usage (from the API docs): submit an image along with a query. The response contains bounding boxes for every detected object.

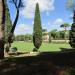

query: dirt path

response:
[4,52,40,57]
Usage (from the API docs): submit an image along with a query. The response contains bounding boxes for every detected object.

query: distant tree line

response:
[14,29,70,42]
[14,34,32,42]
[49,30,69,40]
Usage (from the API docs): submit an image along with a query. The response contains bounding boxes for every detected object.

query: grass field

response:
[11,41,71,52]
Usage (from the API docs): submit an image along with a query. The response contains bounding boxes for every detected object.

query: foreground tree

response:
[8,0,23,47]
[0,0,6,58]
[33,3,42,51]
[60,23,70,42]
[67,0,75,48]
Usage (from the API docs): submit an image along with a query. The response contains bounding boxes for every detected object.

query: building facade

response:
[42,29,49,42]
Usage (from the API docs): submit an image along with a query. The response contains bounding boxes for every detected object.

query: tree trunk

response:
[8,9,19,44]
[49,33,51,43]
[7,8,19,52]
[64,27,67,43]
[0,0,5,59]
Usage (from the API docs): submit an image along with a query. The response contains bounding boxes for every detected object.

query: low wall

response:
[51,40,69,43]
[43,40,69,43]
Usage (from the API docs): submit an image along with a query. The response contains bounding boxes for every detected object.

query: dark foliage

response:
[69,11,75,48]
[5,3,12,43]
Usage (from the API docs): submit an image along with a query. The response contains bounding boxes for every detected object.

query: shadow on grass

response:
[0,51,75,75]
[8,52,29,56]
[60,47,75,52]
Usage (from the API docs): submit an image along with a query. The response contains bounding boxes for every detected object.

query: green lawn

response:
[11,41,71,52]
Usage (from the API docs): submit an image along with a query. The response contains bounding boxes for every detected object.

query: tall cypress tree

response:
[5,3,12,53]
[5,4,12,44]
[33,3,42,51]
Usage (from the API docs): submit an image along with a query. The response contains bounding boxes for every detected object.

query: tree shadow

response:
[8,52,29,56]
[60,47,75,52]
[0,51,75,75]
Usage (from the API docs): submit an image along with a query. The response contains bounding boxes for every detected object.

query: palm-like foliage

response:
[60,23,71,30]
